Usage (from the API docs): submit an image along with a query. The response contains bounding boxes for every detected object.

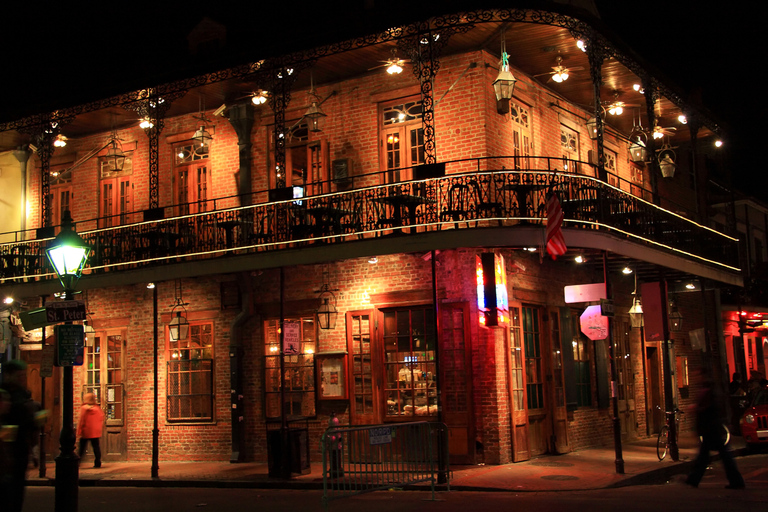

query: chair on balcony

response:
[440,182,471,229]
[468,179,503,226]
[340,199,364,239]
[249,208,275,249]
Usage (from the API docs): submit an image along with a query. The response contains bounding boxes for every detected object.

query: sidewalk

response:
[27,432,748,492]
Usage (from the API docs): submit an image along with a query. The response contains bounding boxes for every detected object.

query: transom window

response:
[167,322,214,422]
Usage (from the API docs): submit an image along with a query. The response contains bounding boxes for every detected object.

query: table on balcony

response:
[138,229,183,260]
[217,218,254,249]
[303,205,353,238]
[371,192,435,234]
[503,182,550,221]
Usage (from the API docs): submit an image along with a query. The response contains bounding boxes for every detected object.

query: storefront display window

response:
[264,317,316,419]
[382,308,437,418]
[167,322,214,422]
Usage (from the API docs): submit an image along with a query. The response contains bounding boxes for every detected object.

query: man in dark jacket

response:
[685,374,745,489]
[1,360,36,512]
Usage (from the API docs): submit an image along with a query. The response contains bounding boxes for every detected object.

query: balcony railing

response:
[0,156,739,284]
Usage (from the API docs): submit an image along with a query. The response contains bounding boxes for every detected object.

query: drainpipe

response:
[13,145,30,234]
[230,272,252,462]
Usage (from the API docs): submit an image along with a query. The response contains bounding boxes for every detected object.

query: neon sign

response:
[476,253,509,327]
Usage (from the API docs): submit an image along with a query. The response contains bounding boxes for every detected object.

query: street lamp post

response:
[46,210,91,512]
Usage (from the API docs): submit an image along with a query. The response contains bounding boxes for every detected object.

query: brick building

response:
[0,2,741,467]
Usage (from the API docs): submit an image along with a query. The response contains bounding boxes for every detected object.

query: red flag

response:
[546,191,567,260]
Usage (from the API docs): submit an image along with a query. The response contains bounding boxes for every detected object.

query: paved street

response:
[22,454,768,512]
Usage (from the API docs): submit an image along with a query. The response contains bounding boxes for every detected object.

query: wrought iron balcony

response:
[0,156,739,285]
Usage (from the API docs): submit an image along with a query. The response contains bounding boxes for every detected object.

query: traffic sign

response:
[46,300,86,323]
[580,305,609,340]
[55,324,85,367]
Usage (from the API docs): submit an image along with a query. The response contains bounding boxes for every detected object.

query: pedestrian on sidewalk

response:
[77,392,104,468]
[1,360,36,512]
[685,373,745,489]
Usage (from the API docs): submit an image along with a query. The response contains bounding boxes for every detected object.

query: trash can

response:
[267,424,310,478]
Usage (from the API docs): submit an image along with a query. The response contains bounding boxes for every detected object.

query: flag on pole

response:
[546,191,567,260]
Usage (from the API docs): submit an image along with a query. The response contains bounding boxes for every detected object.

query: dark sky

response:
[3,1,761,198]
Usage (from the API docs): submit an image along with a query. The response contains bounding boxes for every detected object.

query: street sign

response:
[55,324,85,367]
[600,298,615,317]
[46,300,86,323]
[19,307,49,331]
[580,305,609,340]
[564,283,606,304]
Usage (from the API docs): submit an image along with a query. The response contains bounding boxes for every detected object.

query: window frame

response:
[263,317,317,420]
[379,98,425,183]
[166,320,215,423]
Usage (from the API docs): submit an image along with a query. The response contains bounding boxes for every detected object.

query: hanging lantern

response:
[317,266,338,329]
[587,116,602,141]
[629,137,647,163]
[168,311,190,341]
[105,138,126,172]
[628,297,644,328]
[168,280,190,341]
[192,125,212,149]
[658,146,677,178]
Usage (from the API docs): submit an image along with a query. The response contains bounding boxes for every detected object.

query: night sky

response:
[3,1,762,199]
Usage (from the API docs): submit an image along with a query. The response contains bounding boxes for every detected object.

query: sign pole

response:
[603,252,624,474]
[54,289,79,512]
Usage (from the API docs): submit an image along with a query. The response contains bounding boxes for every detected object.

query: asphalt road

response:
[22,454,768,512]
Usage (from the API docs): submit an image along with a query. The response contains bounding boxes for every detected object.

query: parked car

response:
[740,386,768,447]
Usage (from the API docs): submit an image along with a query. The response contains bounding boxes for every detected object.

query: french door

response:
[83,329,127,461]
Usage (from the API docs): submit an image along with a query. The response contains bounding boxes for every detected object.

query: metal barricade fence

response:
[321,421,449,510]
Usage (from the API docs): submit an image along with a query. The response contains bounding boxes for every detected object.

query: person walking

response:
[685,374,745,489]
[1,360,36,512]
[77,392,104,468]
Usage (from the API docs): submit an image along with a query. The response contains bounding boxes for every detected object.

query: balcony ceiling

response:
[0,10,716,155]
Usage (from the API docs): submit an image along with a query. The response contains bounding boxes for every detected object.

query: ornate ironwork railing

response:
[0,158,739,285]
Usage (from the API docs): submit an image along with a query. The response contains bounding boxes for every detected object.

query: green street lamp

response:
[45,209,90,512]
[46,210,91,294]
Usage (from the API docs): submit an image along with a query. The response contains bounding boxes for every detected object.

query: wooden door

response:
[614,318,637,438]
[83,330,126,461]
[508,304,530,462]
[100,176,133,228]
[645,344,664,434]
[23,343,60,466]
[347,310,378,425]
[523,305,548,456]
[439,303,474,464]
[549,309,571,454]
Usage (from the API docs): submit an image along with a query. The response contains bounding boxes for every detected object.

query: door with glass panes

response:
[347,307,437,424]
[83,330,126,461]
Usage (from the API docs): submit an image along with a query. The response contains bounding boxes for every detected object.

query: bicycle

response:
[657,408,684,461]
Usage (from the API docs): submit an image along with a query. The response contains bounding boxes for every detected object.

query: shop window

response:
[166,322,214,422]
[175,143,209,215]
[380,99,424,183]
[571,314,592,407]
[383,307,437,418]
[264,318,316,419]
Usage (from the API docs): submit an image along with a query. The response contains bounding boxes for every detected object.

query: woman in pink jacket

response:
[77,393,104,468]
